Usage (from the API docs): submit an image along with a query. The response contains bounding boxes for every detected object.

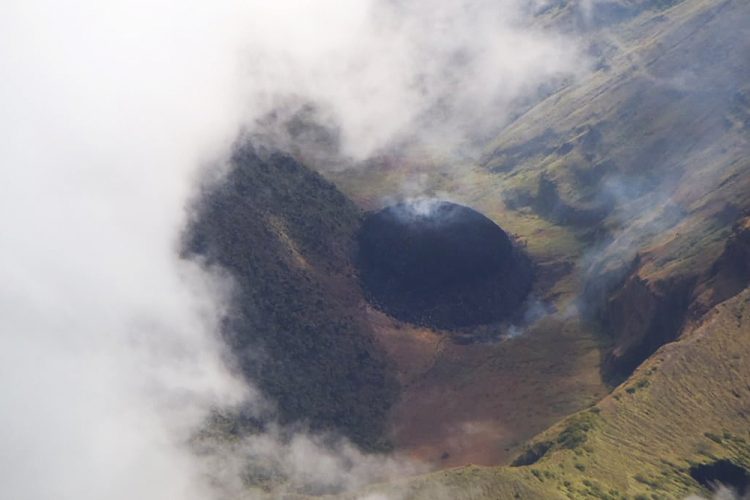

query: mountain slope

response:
[323,0,750,495]
[484,0,750,380]
[355,285,750,499]
[186,143,398,450]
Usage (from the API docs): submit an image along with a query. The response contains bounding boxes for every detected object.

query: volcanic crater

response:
[356,200,533,329]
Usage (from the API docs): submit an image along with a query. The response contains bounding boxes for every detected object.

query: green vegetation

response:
[186,144,398,450]
[557,412,599,450]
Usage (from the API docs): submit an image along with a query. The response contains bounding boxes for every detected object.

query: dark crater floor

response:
[356,200,533,329]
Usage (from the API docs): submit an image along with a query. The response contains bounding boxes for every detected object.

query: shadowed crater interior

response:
[690,460,750,496]
[356,200,533,329]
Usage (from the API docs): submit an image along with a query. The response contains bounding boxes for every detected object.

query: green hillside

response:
[185,143,398,451]
[482,0,750,381]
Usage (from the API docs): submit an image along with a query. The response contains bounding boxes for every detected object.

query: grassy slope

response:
[465,0,750,377]
[484,0,750,269]
[186,144,398,450]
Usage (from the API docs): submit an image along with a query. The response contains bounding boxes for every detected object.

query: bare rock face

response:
[692,216,750,317]
[601,215,750,383]
[356,200,533,329]
[602,273,694,383]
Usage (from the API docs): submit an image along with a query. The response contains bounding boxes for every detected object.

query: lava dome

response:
[356,200,533,329]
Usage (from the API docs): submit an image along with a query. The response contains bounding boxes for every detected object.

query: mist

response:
[237,0,583,162]
[0,2,252,499]
[0,0,586,498]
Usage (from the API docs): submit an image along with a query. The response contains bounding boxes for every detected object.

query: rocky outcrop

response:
[601,216,750,383]
[691,216,750,318]
[602,273,694,383]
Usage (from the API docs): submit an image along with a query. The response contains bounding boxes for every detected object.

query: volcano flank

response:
[356,200,533,329]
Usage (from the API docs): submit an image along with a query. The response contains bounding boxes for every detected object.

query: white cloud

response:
[238,0,584,159]
[0,2,250,499]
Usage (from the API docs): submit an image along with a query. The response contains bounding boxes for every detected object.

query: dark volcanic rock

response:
[690,460,750,497]
[356,200,533,329]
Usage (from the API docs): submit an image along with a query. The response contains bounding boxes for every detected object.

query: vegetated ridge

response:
[185,143,398,451]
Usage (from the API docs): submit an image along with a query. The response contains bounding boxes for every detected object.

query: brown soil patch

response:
[368,305,608,468]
